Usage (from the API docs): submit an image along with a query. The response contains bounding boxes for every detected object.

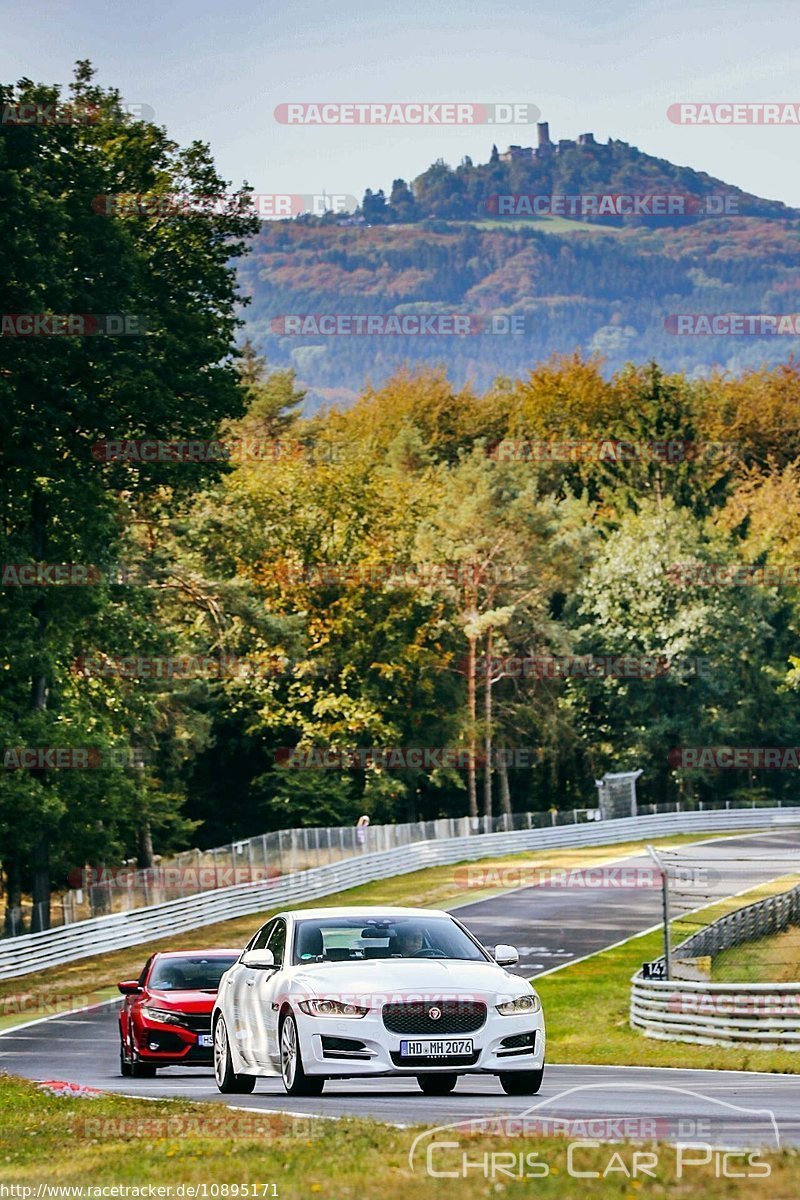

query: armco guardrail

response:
[631,882,800,1049]
[31,808,601,932]
[630,978,800,1050]
[49,798,795,931]
[1,807,798,981]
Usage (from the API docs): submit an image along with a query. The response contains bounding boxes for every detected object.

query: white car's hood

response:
[290,957,526,1002]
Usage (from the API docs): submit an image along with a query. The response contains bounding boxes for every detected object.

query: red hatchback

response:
[118,949,241,1077]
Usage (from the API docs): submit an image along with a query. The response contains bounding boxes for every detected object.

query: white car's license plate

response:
[399,1038,473,1057]
[197,1033,213,1048]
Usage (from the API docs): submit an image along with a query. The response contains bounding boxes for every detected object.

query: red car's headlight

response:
[140,1005,186,1026]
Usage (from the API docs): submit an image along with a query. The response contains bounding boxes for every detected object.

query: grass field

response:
[713,923,800,983]
[470,215,624,234]
[0,1075,798,1197]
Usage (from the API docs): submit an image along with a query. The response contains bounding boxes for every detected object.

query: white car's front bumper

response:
[296,1007,545,1076]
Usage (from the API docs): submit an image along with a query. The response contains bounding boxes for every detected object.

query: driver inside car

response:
[390,926,425,956]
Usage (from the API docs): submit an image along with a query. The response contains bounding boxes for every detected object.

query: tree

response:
[567,500,792,804]
[361,188,388,222]
[388,179,417,222]
[413,447,574,818]
[226,361,305,441]
[236,337,267,389]
[0,62,258,929]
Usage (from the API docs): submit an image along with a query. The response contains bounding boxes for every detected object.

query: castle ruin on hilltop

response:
[499,123,610,163]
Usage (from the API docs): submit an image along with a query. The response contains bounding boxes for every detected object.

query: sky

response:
[3,0,800,207]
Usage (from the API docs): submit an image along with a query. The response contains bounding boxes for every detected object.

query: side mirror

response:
[494,944,519,967]
[242,947,276,970]
[118,980,142,995]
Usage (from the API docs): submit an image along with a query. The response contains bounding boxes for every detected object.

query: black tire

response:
[119,1040,132,1078]
[131,1059,157,1078]
[499,1068,544,1095]
[213,1015,256,1094]
[417,1073,458,1096]
[280,1013,324,1096]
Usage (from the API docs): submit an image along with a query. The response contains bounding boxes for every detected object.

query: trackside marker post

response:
[646,844,672,980]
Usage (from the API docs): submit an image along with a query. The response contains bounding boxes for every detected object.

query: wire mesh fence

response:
[677,882,800,960]
[3,795,799,937]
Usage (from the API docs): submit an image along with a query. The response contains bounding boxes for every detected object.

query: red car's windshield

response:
[148,956,238,991]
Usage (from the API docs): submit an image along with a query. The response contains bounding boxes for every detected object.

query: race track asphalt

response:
[2,828,799,1148]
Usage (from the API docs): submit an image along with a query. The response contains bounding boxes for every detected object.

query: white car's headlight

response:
[140,1005,185,1025]
[297,998,369,1018]
[496,992,541,1016]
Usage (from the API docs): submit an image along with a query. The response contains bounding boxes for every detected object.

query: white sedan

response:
[212,905,545,1097]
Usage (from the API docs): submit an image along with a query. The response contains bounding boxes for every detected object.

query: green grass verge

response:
[537,871,800,1073]
[713,923,800,983]
[0,1075,798,1196]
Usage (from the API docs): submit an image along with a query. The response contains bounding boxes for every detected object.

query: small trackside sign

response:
[642,960,667,979]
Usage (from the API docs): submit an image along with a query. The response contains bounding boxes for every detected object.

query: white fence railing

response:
[2,807,798,981]
[630,978,800,1050]
[630,882,800,1049]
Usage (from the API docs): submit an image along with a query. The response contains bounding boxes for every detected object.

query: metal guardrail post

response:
[646,844,672,980]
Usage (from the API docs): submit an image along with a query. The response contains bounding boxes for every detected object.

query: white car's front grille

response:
[382,1000,487,1035]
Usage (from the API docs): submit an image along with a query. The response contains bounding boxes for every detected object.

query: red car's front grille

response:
[176,1013,212,1033]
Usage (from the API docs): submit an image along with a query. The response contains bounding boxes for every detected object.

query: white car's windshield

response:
[292,916,488,964]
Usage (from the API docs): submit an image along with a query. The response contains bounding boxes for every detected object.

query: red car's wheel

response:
[119,1038,132,1077]
[131,1057,157,1078]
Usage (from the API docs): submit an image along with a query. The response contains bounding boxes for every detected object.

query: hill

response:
[239,132,800,408]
